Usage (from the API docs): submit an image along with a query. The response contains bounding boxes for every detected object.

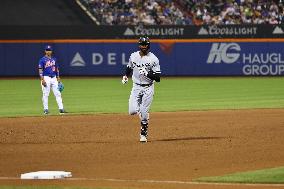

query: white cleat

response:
[140,135,147,143]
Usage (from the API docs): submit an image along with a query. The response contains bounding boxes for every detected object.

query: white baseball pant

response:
[41,76,64,110]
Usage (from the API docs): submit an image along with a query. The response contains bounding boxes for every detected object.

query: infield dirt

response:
[0,109,284,189]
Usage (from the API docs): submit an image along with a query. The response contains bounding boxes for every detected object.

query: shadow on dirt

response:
[150,136,226,142]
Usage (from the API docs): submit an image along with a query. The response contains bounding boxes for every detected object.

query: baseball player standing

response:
[38,45,66,115]
[122,36,161,142]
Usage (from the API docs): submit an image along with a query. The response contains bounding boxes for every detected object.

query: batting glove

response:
[121,75,128,84]
[139,67,148,76]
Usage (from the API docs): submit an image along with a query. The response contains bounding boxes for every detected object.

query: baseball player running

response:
[122,36,161,142]
[38,45,66,115]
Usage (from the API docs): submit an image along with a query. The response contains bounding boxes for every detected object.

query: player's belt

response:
[44,75,56,78]
[135,83,152,87]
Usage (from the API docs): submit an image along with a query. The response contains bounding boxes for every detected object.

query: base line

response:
[0,177,284,187]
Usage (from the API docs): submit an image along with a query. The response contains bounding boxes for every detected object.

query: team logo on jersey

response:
[132,61,151,68]
[45,60,55,68]
[70,52,86,67]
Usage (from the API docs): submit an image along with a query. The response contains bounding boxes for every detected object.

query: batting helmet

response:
[138,36,150,46]
[138,36,150,53]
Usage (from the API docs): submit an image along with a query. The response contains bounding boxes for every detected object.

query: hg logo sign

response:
[207,43,241,64]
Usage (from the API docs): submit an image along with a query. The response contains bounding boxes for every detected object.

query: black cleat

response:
[140,122,148,142]
[43,109,49,115]
[59,109,67,114]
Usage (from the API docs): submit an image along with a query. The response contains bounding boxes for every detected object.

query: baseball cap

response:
[45,45,53,51]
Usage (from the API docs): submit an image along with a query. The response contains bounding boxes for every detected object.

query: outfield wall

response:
[1,40,284,76]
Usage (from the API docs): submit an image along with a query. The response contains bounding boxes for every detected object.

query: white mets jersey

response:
[128,51,161,85]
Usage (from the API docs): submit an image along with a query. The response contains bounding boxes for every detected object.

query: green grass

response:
[1,77,284,117]
[194,167,284,184]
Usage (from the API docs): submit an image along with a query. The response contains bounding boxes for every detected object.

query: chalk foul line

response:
[0,177,284,187]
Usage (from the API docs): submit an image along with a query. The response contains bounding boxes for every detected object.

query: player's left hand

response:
[139,67,148,76]
[58,82,64,92]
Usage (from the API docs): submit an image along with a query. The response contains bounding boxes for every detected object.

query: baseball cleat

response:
[140,134,147,143]
[43,109,49,115]
[59,109,67,114]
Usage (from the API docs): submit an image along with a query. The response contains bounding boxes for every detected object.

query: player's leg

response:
[139,86,154,141]
[139,111,149,123]
[51,78,64,112]
[42,76,51,114]
[128,86,142,115]
[140,86,154,124]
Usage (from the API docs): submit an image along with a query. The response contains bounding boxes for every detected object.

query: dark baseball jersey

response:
[38,56,58,77]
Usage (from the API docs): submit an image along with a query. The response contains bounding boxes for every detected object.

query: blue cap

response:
[45,45,53,51]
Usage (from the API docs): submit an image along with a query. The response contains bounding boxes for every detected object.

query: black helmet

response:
[138,36,150,54]
[138,36,150,46]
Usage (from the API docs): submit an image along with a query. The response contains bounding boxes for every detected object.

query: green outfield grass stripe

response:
[194,167,284,184]
[1,77,284,117]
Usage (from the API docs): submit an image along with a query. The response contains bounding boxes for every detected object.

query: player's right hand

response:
[121,75,128,84]
[41,79,47,87]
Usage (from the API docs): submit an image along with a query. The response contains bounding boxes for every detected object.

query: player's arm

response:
[122,57,133,84]
[56,67,61,82]
[147,58,161,82]
[38,60,46,87]
[38,60,43,80]
[55,59,61,82]
[147,70,160,82]
[122,65,132,84]
[125,55,133,77]
[39,68,43,80]
[124,65,132,77]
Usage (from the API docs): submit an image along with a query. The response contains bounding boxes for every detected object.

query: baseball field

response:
[0,77,284,189]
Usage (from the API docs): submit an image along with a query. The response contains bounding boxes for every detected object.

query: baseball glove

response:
[58,82,64,92]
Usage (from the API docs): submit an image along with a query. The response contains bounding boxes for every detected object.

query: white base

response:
[21,171,72,179]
